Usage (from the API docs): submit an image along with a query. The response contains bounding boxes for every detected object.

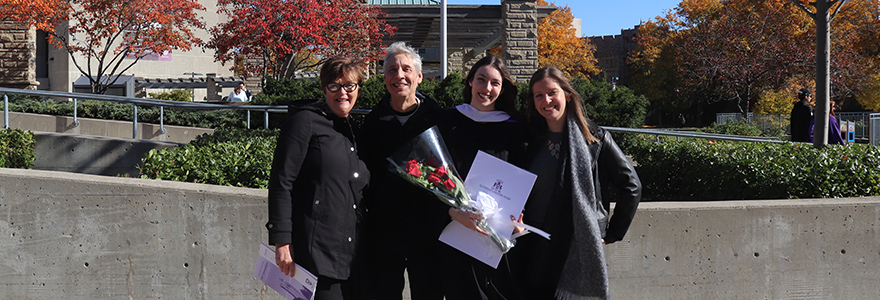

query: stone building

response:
[588,26,639,85]
[0,22,39,89]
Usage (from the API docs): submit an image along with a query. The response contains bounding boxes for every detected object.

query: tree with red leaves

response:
[2,0,205,94]
[0,0,66,31]
[208,0,396,81]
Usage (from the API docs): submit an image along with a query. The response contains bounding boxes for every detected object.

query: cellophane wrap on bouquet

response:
[386,126,515,253]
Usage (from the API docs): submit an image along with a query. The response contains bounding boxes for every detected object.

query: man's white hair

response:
[383,42,423,73]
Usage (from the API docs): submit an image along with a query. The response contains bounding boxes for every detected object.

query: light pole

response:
[182,72,203,101]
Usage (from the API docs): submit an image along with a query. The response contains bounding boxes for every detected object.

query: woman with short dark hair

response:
[266,57,369,300]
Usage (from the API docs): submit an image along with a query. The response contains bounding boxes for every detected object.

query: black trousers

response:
[369,241,444,300]
[315,276,344,300]
[441,246,524,300]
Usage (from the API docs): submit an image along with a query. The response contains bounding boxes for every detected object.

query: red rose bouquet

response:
[387,126,515,253]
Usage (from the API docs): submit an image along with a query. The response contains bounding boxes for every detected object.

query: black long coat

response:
[790,100,812,142]
[266,102,370,280]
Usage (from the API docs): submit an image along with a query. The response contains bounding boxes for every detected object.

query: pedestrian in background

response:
[810,100,846,145]
[790,88,813,142]
[229,82,251,102]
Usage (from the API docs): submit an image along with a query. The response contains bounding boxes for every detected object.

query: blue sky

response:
[447,0,682,37]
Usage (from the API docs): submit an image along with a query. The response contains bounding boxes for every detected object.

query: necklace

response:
[547,138,561,159]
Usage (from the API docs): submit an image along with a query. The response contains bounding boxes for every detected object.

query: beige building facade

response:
[2,0,237,100]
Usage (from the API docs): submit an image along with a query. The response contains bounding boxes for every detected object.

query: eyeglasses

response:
[327,83,359,93]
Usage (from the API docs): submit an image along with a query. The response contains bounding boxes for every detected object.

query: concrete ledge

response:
[33,132,182,177]
[5,111,214,143]
[1,168,879,299]
[608,198,880,298]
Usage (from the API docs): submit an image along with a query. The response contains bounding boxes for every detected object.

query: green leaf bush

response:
[701,119,764,137]
[0,128,35,169]
[628,137,880,200]
[148,89,194,102]
[138,128,277,188]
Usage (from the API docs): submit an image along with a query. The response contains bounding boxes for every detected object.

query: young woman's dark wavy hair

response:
[527,66,599,144]
[462,55,520,119]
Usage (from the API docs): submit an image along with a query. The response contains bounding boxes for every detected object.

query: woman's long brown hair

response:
[527,66,599,145]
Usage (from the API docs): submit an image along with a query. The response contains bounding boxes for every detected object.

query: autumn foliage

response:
[536,0,599,78]
[630,0,880,120]
[208,0,396,80]
[0,0,67,31]
[1,0,205,94]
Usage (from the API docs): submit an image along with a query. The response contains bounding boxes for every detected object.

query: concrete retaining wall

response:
[0,168,275,300]
[607,198,880,299]
[33,132,182,177]
[1,168,879,299]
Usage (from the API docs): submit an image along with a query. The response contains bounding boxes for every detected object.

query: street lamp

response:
[183,72,203,101]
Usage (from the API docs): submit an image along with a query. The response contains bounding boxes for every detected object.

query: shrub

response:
[356,74,388,111]
[426,71,466,109]
[701,119,763,136]
[0,128,35,168]
[628,137,880,200]
[148,89,194,102]
[139,128,277,188]
[253,77,322,106]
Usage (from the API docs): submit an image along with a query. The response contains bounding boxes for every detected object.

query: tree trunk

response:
[813,0,831,148]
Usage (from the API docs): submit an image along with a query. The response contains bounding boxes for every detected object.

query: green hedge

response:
[701,119,764,137]
[0,128,35,169]
[138,128,276,188]
[628,137,880,200]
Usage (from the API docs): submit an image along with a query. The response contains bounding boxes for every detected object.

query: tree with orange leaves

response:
[2,0,205,94]
[630,0,878,128]
[536,0,599,78]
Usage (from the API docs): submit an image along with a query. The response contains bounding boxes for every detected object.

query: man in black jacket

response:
[790,88,813,142]
[359,42,446,300]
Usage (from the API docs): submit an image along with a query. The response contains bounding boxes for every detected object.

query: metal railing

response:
[606,126,794,144]
[717,112,876,143]
[0,87,819,144]
[1,87,292,139]
[716,112,791,135]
